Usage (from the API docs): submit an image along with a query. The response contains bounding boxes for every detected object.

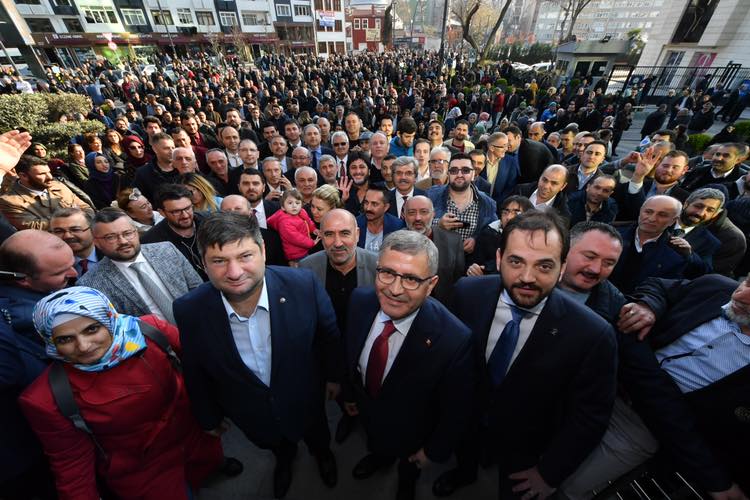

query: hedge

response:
[687,133,713,155]
[734,120,750,142]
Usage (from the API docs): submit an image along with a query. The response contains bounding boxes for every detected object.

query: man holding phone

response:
[427,153,498,256]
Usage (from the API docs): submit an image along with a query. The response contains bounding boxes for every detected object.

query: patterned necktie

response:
[339,160,346,178]
[130,262,176,324]
[365,320,397,398]
[79,259,89,276]
[487,305,526,386]
[400,195,409,219]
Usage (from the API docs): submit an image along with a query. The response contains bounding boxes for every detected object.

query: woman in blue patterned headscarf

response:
[20,286,232,499]
[33,286,147,371]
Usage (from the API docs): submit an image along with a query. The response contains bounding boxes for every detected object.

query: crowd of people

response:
[0,48,749,500]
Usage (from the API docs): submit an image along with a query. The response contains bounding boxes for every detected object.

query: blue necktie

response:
[488,304,526,386]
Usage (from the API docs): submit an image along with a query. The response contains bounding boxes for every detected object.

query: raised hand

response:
[0,130,32,174]
[337,174,353,203]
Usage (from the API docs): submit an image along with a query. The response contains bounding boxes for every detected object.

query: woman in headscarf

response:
[121,135,151,184]
[82,152,122,209]
[19,287,235,500]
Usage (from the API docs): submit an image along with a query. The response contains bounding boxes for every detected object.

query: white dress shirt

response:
[485,290,547,369]
[221,280,273,386]
[359,309,419,386]
[528,189,556,208]
[251,200,268,229]
[395,188,415,216]
[112,252,173,321]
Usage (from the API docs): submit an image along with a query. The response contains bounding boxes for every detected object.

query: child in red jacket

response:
[267,189,318,264]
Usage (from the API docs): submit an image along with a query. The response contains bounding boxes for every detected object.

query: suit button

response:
[735,406,750,423]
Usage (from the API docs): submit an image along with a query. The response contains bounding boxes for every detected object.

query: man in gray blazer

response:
[79,208,202,322]
[299,208,377,444]
[403,196,464,304]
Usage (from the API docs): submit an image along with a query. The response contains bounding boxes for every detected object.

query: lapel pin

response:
[279,297,286,304]
[426,338,432,347]
[549,328,558,336]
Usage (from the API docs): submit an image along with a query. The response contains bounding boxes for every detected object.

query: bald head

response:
[403,195,435,235]
[0,230,76,292]
[638,195,682,239]
[321,208,357,232]
[320,209,359,268]
[220,194,251,214]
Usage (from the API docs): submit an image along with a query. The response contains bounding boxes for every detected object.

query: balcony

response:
[51,4,78,15]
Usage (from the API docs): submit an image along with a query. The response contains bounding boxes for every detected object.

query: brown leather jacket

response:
[0,180,92,230]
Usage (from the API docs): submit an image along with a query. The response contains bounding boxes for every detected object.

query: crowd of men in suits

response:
[1,49,750,500]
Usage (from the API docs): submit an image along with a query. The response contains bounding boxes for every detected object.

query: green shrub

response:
[0,93,49,132]
[35,121,105,158]
[496,78,508,88]
[734,120,750,142]
[42,93,92,122]
[687,133,713,154]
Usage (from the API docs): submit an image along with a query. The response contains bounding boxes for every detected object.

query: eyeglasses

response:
[96,229,138,243]
[376,267,435,291]
[489,143,508,150]
[429,159,448,165]
[50,226,90,236]
[333,142,348,147]
[448,167,474,175]
[165,205,194,216]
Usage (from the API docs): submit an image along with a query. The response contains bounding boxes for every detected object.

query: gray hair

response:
[261,157,281,171]
[303,123,320,134]
[685,187,726,210]
[331,131,349,144]
[392,156,418,176]
[172,146,195,161]
[293,146,311,159]
[488,131,507,144]
[380,229,439,275]
[294,166,317,181]
[644,195,683,218]
[371,131,389,142]
[318,154,336,166]
[429,146,451,159]
[206,148,228,161]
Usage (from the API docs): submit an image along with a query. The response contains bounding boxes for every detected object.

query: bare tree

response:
[558,0,594,43]
[451,0,514,62]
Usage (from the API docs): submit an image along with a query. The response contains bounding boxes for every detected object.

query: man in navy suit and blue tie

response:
[433,210,617,499]
[174,212,342,499]
[344,230,475,500]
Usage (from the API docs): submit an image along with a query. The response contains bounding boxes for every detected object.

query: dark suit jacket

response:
[579,280,732,492]
[386,188,427,218]
[630,275,749,491]
[615,179,690,222]
[174,266,342,447]
[564,165,603,193]
[344,288,474,461]
[356,214,405,248]
[450,278,617,486]
[682,165,743,192]
[431,227,465,304]
[516,139,556,184]
[514,182,572,222]
[481,155,520,211]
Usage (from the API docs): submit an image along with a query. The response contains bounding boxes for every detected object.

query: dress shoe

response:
[273,458,293,498]
[352,454,394,479]
[220,457,244,477]
[314,448,337,488]
[335,414,355,443]
[432,468,477,497]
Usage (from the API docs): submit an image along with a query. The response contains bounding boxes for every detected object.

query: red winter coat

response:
[267,208,317,261]
[19,315,223,500]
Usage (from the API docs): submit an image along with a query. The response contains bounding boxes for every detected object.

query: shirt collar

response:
[722,303,750,345]
[500,289,547,316]
[221,279,270,320]
[377,308,419,337]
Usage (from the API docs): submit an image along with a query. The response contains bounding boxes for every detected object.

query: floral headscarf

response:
[33,286,147,372]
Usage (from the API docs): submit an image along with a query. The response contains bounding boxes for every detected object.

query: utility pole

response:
[155,0,177,57]
[438,0,450,72]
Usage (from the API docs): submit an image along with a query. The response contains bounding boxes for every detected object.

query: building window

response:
[14,0,41,4]
[176,8,193,24]
[219,11,238,26]
[196,11,215,25]
[353,18,360,29]
[83,7,118,24]
[150,9,173,25]
[26,17,54,31]
[294,5,311,16]
[335,41,344,52]
[318,41,327,53]
[333,0,341,9]
[375,18,380,29]
[276,4,291,17]
[315,0,324,9]
[242,11,267,25]
[672,0,718,44]
[63,17,83,32]
[121,8,147,26]
[51,0,72,6]
[335,19,342,31]
[362,18,368,29]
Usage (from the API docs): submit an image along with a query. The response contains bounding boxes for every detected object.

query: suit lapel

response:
[102,259,149,313]
[351,291,381,379]
[265,270,289,386]
[380,304,437,394]
[143,244,180,299]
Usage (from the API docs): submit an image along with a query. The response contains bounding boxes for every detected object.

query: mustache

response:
[511,282,543,293]
[382,290,408,302]
[580,271,600,280]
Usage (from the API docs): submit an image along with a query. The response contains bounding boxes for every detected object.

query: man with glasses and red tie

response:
[79,207,202,323]
[343,230,474,500]
[331,131,350,179]
[428,153,498,258]
[49,207,100,278]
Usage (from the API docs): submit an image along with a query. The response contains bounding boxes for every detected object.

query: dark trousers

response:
[611,129,624,155]
[0,458,57,500]
[272,402,331,462]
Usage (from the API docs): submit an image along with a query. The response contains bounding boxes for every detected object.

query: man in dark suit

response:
[564,141,607,193]
[621,274,750,494]
[387,157,427,219]
[433,211,617,499]
[403,196,464,304]
[682,144,745,192]
[609,195,708,294]
[506,125,555,184]
[344,230,474,500]
[555,222,740,499]
[567,175,618,226]
[219,194,286,266]
[480,132,519,209]
[513,165,572,223]
[357,185,405,250]
[174,212,341,499]
[237,167,280,229]
[302,123,334,172]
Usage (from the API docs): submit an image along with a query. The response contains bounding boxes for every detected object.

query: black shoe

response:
[315,448,337,488]
[335,414,355,444]
[432,468,477,497]
[396,474,417,500]
[220,457,244,477]
[352,454,394,479]
[273,458,293,498]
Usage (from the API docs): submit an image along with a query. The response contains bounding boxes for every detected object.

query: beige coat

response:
[0,180,92,230]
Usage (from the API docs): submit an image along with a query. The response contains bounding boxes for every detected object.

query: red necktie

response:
[79,259,89,275]
[400,195,408,219]
[365,320,397,398]
[339,160,346,178]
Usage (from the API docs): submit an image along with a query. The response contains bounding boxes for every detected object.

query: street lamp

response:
[155,0,177,56]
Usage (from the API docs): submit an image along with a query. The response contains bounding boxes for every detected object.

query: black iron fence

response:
[605,63,750,104]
